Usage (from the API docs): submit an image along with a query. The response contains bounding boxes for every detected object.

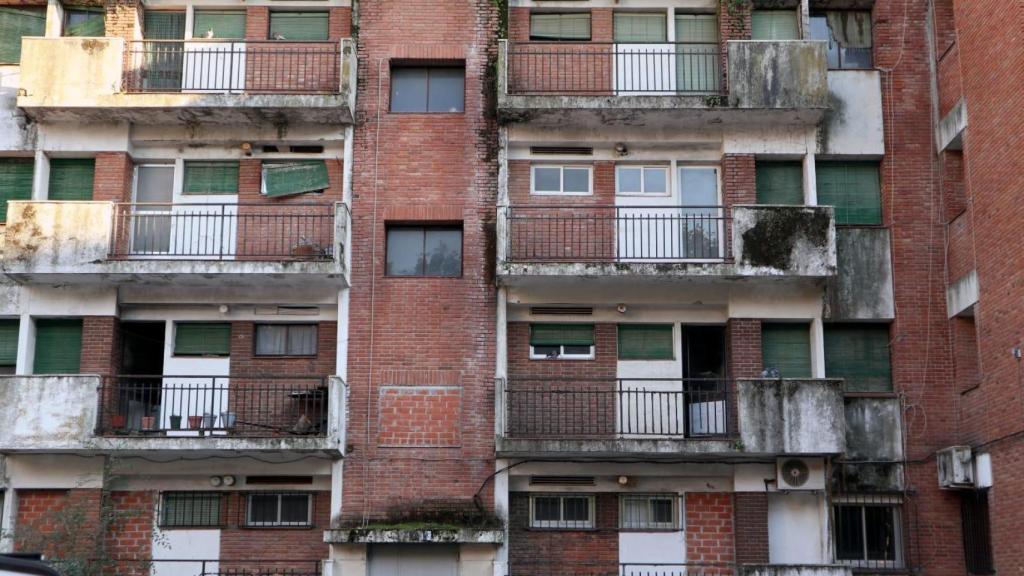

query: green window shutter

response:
[0,158,35,223]
[269,12,329,41]
[614,13,667,42]
[756,162,803,205]
[816,162,882,225]
[174,323,231,356]
[530,324,595,347]
[0,7,46,64]
[144,11,186,39]
[192,10,245,39]
[263,161,329,197]
[824,324,892,392]
[675,14,718,43]
[184,161,239,195]
[64,8,106,37]
[33,319,83,374]
[752,10,799,40]
[0,319,18,367]
[618,324,674,360]
[48,159,95,201]
[762,323,812,378]
[530,13,591,41]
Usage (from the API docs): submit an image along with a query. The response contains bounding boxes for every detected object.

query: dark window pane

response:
[864,506,897,561]
[835,505,865,560]
[427,68,465,113]
[390,68,429,112]
[532,345,560,357]
[424,229,462,276]
[534,497,560,522]
[255,324,288,355]
[962,491,995,574]
[562,497,589,522]
[533,167,561,192]
[562,168,590,193]
[248,494,279,524]
[651,498,674,524]
[562,345,592,356]
[280,494,310,524]
[386,228,425,276]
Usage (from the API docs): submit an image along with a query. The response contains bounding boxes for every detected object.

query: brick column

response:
[734,492,769,563]
[104,0,142,41]
[722,154,756,259]
[94,152,133,202]
[727,318,761,436]
[328,7,352,40]
[685,493,735,573]
[246,7,269,40]
[718,0,752,93]
[82,317,121,376]
[591,9,614,42]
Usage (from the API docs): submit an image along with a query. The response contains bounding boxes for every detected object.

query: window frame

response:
[267,11,329,42]
[529,323,596,361]
[530,165,593,196]
[617,324,675,361]
[809,11,874,70]
[384,225,464,278]
[254,323,318,357]
[389,65,466,114]
[619,494,681,531]
[751,9,800,41]
[63,6,105,37]
[833,496,904,569]
[529,11,592,42]
[172,322,231,357]
[615,165,670,197]
[244,492,314,528]
[0,7,47,64]
[159,491,225,529]
[529,494,595,530]
[192,9,246,40]
[183,160,240,196]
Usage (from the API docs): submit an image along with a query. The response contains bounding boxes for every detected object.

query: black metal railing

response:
[109,203,336,260]
[124,40,341,94]
[97,376,329,437]
[507,42,722,95]
[53,559,322,576]
[504,205,729,262]
[503,378,729,439]
[509,562,739,576]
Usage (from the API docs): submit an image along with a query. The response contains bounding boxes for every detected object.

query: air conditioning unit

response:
[776,457,825,491]
[937,446,975,489]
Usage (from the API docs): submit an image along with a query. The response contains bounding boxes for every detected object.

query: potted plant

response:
[188,415,203,429]
[141,416,156,430]
[110,414,127,430]
[169,414,182,430]
[220,411,237,429]
[202,412,217,429]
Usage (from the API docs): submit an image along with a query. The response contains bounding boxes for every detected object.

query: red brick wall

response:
[508,160,614,206]
[718,0,751,93]
[722,154,756,258]
[218,491,330,568]
[946,210,975,283]
[942,150,967,222]
[105,491,155,576]
[82,316,120,376]
[508,322,616,380]
[244,7,351,41]
[733,492,768,563]
[508,8,613,42]
[94,152,133,203]
[343,0,498,523]
[377,386,462,447]
[951,315,980,394]
[241,8,349,93]
[104,0,141,41]
[508,492,618,576]
[229,321,336,378]
[685,492,734,571]
[14,489,102,559]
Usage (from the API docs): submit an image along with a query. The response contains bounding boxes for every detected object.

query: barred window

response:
[620,494,678,530]
[160,492,223,527]
[833,495,903,569]
[245,493,313,527]
[530,494,594,529]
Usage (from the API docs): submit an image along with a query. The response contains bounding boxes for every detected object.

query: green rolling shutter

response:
[530,13,591,41]
[0,7,46,64]
[192,10,245,39]
[762,323,811,378]
[756,162,803,205]
[618,324,674,360]
[269,12,329,41]
[33,319,83,374]
[144,11,186,39]
[824,324,892,392]
[752,10,799,40]
[0,158,34,223]
[48,159,95,201]
[530,324,595,347]
[184,161,239,195]
[614,13,667,42]
[816,162,882,225]
[0,319,18,367]
[174,323,231,356]
[64,8,105,37]
[263,161,329,197]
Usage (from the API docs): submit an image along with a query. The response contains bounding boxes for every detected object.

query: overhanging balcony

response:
[17,37,356,125]
[1,201,349,287]
[497,39,828,127]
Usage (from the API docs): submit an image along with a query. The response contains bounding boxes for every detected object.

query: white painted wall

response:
[4,455,105,489]
[0,66,34,152]
[152,528,220,576]
[822,71,885,156]
[768,492,827,564]
[619,532,686,575]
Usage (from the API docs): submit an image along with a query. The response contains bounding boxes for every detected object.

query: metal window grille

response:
[529,494,595,529]
[159,492,225,528]
[243,492,314,528]
[961,490,995,574]
[832,494,904,570]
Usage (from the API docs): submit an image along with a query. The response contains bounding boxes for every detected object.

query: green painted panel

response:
[614,13,667,42]
[618,324,674,360]
[756,162,803,205]
[0,319,18,366]
[184,161,239,195]
[752,10,799,40]
[193,10,245,39]
[269,12,329,41]
[0,158,34,223]
[0,7,45,63]
[64,8,105,37]
[49,158,95,201]
[33,319,83,374]
[174,323,230,356]
[762,323,812,378]
[824,323,892,392]
[530,324,595,347]
[263,161,329,197]
[816,162,882,225]
[144,11,185,39]
[530,13,591,41]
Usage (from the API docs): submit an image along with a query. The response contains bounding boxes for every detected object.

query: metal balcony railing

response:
[97,376,329,437]
[506,41,722,95]
[108,203,336,261]
[509,562,739,576]
[502,378,730,439]
[502,205,730,263]
[54,559,322,576]
[124,40,342,94]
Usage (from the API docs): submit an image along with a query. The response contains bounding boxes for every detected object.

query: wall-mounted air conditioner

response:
[776,457,826,491]
[937,446,975,489]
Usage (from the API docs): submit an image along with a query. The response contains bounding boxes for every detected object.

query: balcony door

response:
[613,13,675,95]
[678,166,722,260]
[183,11,246,93]
[141,11,185,91]
[675,14,720,93]
[681,325,726,436]
[130,165,174,255]
[118,321,166,431]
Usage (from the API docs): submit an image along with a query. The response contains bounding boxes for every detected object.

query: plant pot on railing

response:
[110,414,127,431]
[188,415,203,429]
[202,413,217,429]
[220,411,237,429]
[169,415,182,430]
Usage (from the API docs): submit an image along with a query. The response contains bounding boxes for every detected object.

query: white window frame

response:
[615,165,670,197]
[619,494,681,530]
[530,165,593,196]
[833,495,904,569]
[529,343,595,361]
[529,494,595,529]
[245,492,313,528]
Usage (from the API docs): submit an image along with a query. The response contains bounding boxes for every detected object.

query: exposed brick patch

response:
[104,0,141,42]
[14,489,103,559]
[94,152,133,203]
[82,316,120,376]
[685,492,734,570]
[377,386,462,447]
[722,154,756,207]
[219,491,330,569]
[105,491,155,576]
[508,492,618,576]
[952,316,980,394]
[733,492,768,563]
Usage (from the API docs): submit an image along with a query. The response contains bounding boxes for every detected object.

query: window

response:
[269,11,328,41]
[961,490,994,574]
[255,324,317,356]
[0,7,45,64]
[48,158,95,201]
[185,161,239,195]
[160,492,223,527]
[0,319,17,375]
[246,493,313,527]
[675,14,720,92]
[756,161,803,205]
[824,324,891,393]
[618,324,674,361]
[530,324,595,360]
[530,494,594,529]
[531,165,591,195]
[530,12,591,41]
[620,495,678,530]
[193,10,245,39]
[64,7,105,37]
[0,158,34,223]
[616,166,668,196]
[816,162,882,225]
[809,12,873,69]
[174,322,230,357]
[390,66,465,113]
[751,10,799,40]
[834,499,902,568]
[613,12,666,42]
[385,226,462,277]
[143,10,185,40]
[761,323,811,378]
[33,319,82,375]
[261,161,328,197]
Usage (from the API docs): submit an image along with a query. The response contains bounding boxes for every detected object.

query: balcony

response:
[17,37,356,125]
[0,374,347,454]
[737,378,846,456]
[1,201,349,287]
[497,40,828,127]
[54,558,322,576]
[496,205,836,284]
[509,562,853,576]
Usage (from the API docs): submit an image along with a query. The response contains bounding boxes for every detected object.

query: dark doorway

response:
[680,325,726,436]
[119,322,166,430]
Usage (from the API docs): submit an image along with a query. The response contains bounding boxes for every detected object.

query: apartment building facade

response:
[0,0,1019,575]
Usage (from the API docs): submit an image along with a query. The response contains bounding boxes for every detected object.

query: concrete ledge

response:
[739,566,852,576]
[0,375,100,450]
[947,270,978,318]
[496,437,738,458]
[324,528,503,544]
[738,379,846,455]
[937,98,967,152]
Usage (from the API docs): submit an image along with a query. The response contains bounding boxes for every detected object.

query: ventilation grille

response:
[260,145,325,154]
[530,306,594,316]
[530,146,593,156]
[530,476,596,486]
[245,476,314,485]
